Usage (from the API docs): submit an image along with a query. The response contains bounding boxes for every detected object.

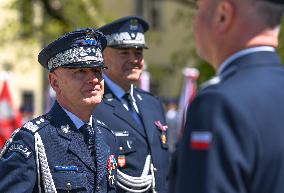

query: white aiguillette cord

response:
[130,84,140,114]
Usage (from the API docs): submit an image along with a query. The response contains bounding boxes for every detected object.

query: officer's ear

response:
[214,0,234,33]
[48,71,60,94]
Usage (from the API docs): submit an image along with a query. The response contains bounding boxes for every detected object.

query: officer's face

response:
[192,0,220,63]
[103,47,144,91]
[49,67,104,111]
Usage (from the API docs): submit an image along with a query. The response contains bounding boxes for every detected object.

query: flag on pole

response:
[139,70,150,92]
[0,80,22,148]
[44,85,56,113]
[177,67,199,137]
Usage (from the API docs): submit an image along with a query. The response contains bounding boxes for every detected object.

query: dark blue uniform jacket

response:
[93,85,169,193]
[175,51,284,193]
[0,101,117,193]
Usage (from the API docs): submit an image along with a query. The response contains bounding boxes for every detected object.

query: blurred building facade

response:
[0,0,191,117]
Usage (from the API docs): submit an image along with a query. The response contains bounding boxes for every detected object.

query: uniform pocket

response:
[52,172,88,192]
[115,132,136,154]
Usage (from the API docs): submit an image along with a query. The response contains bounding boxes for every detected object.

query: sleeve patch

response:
[8,142,32,159]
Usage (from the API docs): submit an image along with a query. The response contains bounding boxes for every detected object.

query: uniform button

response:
[119,146,123,151]
[66,182,72,189]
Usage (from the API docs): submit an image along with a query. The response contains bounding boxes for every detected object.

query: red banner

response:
[0,80,22,148]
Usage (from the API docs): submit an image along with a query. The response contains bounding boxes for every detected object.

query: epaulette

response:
[135,87,152,96]
[22,115,50,134]
[135,88,160,101]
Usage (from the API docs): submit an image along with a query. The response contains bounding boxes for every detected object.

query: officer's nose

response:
[87,70,102,83]
[128,52,139,64]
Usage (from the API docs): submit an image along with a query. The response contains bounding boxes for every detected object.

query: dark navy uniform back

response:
[173,0,284,192]
[175,50,284,193]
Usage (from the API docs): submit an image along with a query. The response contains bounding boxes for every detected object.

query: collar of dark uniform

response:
[217,46,276,76]
[103,73,126,100]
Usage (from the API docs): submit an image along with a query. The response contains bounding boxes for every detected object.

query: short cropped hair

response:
[249,0,284,27]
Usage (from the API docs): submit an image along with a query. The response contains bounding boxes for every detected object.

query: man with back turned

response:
[174,0,284,193]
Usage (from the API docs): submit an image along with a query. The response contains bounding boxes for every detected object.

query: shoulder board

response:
[135,87,152,95]
[22,115,50,134]
[134,88,160,101]
[200,76,221,90]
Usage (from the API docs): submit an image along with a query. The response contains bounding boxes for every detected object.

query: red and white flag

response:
[190,131,212,150]
[177,67,199,137]
[139,70,150,92]
[0,80,22,148]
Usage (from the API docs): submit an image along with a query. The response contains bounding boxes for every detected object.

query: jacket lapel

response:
[48,101,96,172]
[133,91,156,144]
[104,89,146,137]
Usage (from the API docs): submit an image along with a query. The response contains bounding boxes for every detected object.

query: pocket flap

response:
[52,172,87,190]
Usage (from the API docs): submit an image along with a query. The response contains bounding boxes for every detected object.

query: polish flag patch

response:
[190,131,212,150]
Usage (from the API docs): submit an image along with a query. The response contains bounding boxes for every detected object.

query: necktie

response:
[80,124,96,157]
[123,93,144,129]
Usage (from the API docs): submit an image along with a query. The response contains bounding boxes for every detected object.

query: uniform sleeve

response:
[0,129,37,193]
[175,91,259,193]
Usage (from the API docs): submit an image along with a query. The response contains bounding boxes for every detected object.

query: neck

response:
[57,100,94,122]
[213,30,279,70]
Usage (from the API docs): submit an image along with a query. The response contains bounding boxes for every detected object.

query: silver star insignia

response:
[61,125,70,134]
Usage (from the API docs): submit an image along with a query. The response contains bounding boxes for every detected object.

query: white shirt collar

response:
[62,106,92,129]
[217,46,275,75]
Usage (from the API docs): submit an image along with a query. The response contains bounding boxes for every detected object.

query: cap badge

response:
[129,19,139,31]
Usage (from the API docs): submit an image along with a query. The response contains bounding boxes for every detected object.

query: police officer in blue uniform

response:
[93,16,169,193]
[174,0,284,193]
[0,28,117,193]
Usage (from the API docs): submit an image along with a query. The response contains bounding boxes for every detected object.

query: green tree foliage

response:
[13,0,105,44]
[169,4,215,88]
[165,0,284,88]
[278,21,284,63]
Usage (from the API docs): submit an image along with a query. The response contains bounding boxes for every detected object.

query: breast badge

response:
[154,120,168,147]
